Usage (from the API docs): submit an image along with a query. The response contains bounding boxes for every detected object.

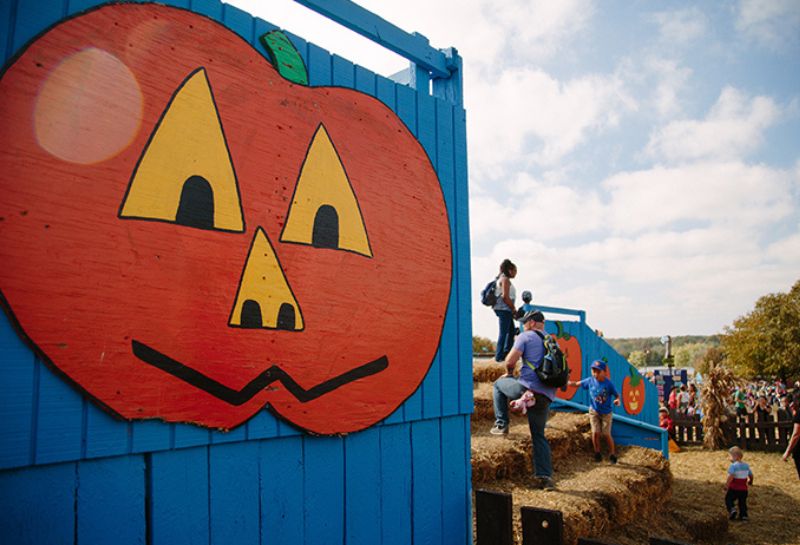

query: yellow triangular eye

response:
[279,124,372,257]
[119,68,244,232]
[229,228,304,331]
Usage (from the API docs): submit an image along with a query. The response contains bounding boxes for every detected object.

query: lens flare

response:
[33,47,142,164]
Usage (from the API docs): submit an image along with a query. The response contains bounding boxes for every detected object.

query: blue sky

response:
[230,0,800,338]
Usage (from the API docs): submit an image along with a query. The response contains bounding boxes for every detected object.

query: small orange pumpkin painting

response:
[554,322,582,400]
[0,4,452,434]
[622,366,646,415]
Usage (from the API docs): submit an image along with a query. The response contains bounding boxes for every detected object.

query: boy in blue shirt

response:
[568,360,620,463]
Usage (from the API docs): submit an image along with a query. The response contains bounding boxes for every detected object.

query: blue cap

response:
[591,360,607,372]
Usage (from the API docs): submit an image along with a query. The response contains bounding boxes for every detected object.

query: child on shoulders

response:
[568,360,620,463]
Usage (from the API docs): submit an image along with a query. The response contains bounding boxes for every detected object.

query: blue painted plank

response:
[260,435,304,545]
[173,422,210,449]
[210,441,260,544]
[0,460,76,545]
[77,455,146,545]
[131,419,171,454]
[441,416,469,545]
[304,436,345,545]
[12,0,64,52]
[293,0,449,78]
[332,54,355,88]
[374,76,408,427]
[35,358,84,465]
[417,91,441,420]
[307,43,333,87]
[394,84,421,423]
[222,2,254,41]
[189,0,223,20]
[354,65,376,95]
[210,424,246,444]
[344,428,380,545]
[0,312,35,469]
[436,99,459,417]
[150,446,210,545]
[453,107,473,415]
[411,419,442,544]
[85,403,129,459]
[379,423,412,545]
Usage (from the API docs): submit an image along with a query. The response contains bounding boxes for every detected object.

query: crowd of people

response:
[730,380,797,421]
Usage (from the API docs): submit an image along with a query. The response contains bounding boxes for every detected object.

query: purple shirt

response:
[513,330,557,401]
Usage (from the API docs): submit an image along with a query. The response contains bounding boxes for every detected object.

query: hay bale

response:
[473,359,506,383]
[477,446,673,545]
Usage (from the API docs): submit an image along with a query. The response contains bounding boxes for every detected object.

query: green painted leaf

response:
[260,30,309,86]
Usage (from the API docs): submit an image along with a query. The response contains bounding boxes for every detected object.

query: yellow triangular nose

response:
[228,228,303,331]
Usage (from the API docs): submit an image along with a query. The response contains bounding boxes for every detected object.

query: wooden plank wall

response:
[0,1,473,544]
[545,320,660,428]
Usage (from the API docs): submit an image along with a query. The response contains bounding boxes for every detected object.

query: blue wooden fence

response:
[0,1,472,544]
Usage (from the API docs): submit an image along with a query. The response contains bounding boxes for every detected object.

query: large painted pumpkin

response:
[554,321,582,401]
[0,4,451,434]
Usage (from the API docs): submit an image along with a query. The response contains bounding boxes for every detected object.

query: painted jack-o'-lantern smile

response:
[0,4,451,434]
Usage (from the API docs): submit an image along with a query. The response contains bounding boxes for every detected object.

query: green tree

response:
[674,342,710,368]
[627,350,647,367]
[473,336,495,354]
[721,279,800,381]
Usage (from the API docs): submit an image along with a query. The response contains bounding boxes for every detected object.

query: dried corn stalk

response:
[700,363,739,449]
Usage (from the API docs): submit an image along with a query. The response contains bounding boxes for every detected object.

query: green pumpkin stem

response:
[629,366,641,387]
[555,320,571,340]
[260,30,309,85]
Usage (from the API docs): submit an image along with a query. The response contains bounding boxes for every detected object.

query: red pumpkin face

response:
[622,368,645,415]
[0,4,451,434]
[554,322,582,400]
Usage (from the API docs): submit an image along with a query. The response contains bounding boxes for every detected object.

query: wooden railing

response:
[672,412,795,451]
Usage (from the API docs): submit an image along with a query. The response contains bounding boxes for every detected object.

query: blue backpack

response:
[480,278,497,306]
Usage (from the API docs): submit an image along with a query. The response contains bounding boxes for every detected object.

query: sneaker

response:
[609,454,618,464]
[489,424,508,435]
[740,516,749,522]
[532,476,556,490]
[594,452,602,462]
[729,509,737,520]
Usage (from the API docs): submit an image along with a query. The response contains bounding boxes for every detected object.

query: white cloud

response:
[736,0,800,50]
[643,58,692,118]
[604,161,794,234]
[645,87,781,162]
[467,67,635,175]
[651,7,708,46]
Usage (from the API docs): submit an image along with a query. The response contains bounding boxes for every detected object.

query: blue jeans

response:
[494,309,515,362]
[493,377,553,478]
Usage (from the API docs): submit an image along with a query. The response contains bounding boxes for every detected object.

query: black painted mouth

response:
[132,340,388,406]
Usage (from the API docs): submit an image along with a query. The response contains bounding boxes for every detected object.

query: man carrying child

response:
[490,310,556,490]
[568,360,621,463]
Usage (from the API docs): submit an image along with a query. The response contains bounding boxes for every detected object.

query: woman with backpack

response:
[492,259,517,362]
